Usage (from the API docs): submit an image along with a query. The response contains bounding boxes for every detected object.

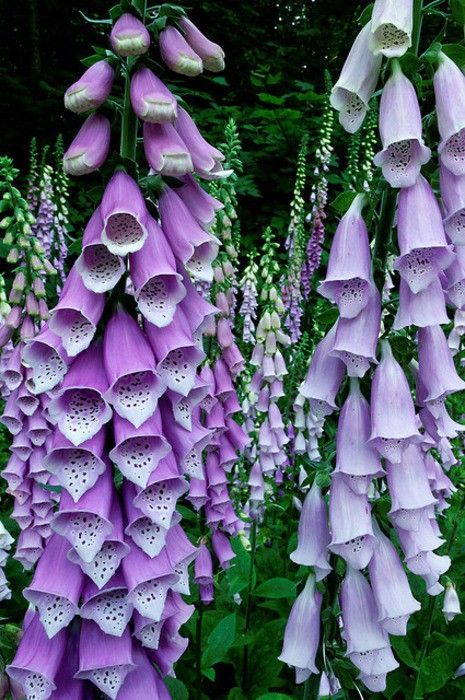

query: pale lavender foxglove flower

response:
[143,122,193,176]
[299,324,345,417]
[434,52,465,176]
[175,107,230,180]
[278,574,322,683]
[386,445,436,531]
[330,23,382,133]
[440,165,465,244]
[418,325,465,404]
[370,0,413,57]
[211,530,235,569]
[130,67,177,123]
[63,113,111,176]
[318,195,374,318]
[393,276,448,329]
[101,171,149,255]
[374,61,430,187]
[176,174,223,229]
[443,583,461,622]
[331,289,381,377]
[179,18,225,72]
[289,482,331,579]
[159,26,203,76]
[444,245,465,309]
[394,175,453,293]
[76,207,125,293]
[329,473,376,569]
[64,60,114,114]
[110,13,150,57]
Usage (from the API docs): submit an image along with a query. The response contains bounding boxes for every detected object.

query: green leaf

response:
[391,636,418,670]
[451,0,465,24]
[164,678,189,700]
[330,191,357,214]
[202,613,236,669]
[254,577,296,599]
[418,641,465,694]
[257,695,294,700]
[358,3,374,25]
[442,43,465,70]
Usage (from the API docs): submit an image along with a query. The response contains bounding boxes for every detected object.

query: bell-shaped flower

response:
[386,446,436,531]
[369,0,413,57]
[195,543,214,586]
[290,482,331,579]
[159,26,203,76]
[64,59,114,114]
[110,12,150,56]
[374,61,430,187]
[278,574,322,683]
[331,289,381,377]
[444,244,465,309]
[370,341,420,463]
[165,523,198,595]
[439,165,465,244]
[23,534,84,638]
[122,544,178,620]
[175,107,229,179]
[22,326,69,394]
[162,404,211,479]
[394,175,454,292]
[63,113,111,176]
[133,453,187,527]
[443,583,461,622]
[6,612,68,699]
[434,52,465,176]
[124,482,171,558]
[116,644,169,698]
[101,171,149,255]
[159,187,219,282]
[369,519,420,635]
[144,122,193,176]
[179,17,225,72]
[418,325,465,404]
[76,207,125,293]
[318,195,374,318]
[0,389,23,435]
[330,23,382,133]
[176,173,223,228]
[130,67,177,123]
[335,379,383,495]
[394,276,448,329]
[103,308,164,427]
[47,342,112,445]
[211,530,235,569]
[299,323,345,417]
[79,572,132,636]
[329,474,376,568]
[75,620,135,699]
[340,567,398,691]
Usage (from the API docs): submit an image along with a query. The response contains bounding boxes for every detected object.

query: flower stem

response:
[412,0,424,56]
[196,600,204,700]
[242,519,257,691]
[373,186,397,292]
[120,61,138,160]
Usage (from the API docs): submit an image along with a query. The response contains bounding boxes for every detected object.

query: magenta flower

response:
[179,17,225,72]
[143,121,193,175]
[130,67,177,123]
[76,207,125,293]
[101,171,149,255]
[159,26,203,76]
[110,12,150,56]
[63,113,111,176]
[64,60,114,114]
[175,107,230,180]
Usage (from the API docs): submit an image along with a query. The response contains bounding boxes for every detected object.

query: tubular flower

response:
[110,12,150,56]
[434,52,465,176]
[369,0,413,57]
[64,60,114,114]
[63,113,111,176]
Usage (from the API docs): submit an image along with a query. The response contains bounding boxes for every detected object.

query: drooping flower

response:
[369,0,413,57]
[63,113,111,176]
[130,67,178,123]
[64,60,114,114]
[110,12,150,56]
[179,17,225,72]
[434,52,465,176]
[159,26,203,77]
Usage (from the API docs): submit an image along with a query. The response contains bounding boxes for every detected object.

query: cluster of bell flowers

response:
[281,0,464,692]
[4,11,247,700]
[0,519,14,602]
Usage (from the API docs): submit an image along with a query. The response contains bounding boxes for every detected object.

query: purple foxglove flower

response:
[14,527,43,569]
[165,523,198,595]
[159,187,219,282]
[3,454,26,493]
[110,13,150,56]
[434,52,465,176]
[444,245,465,309]
[122,544,178,619]
[329,473,376,568]
[22,326,69,394]
[133,453,187,527]
[194,543,213,585]
[15,383,39,416]
[369,519,420,635]
[110,410,171,487]
[335,379,383,494]
[11,431,33,462]
[187,477,208,510]
[124,481,171,557]
[370,341,420,463]
[386,445,436,530]
[23,534,83,638]
[115,645,168,697]
[149,621,189,677]
[177,174,223,228]
[63,113,111,176]
[130,67,177,123]
[130,216,185,327]
[401,540,451,595]
[394,175,453,293]
[64,60,114,114]
[178,266,218,337]
[179,18,225,72]
[418,325,465,403]
[330,23,382,133]
[6,613,67,699]
[159,26,203,76]
[2,344,23,391]
[43,429,106,502]
[75,620,135,699]
[51,468,113,563]
[0,389,22,434]
[76,207,125,293]
[162,405,211,479]
[331,289,381,377]
[443,583,461,622]
[167,379,210,430]
[439,165,465,244]
[175,107,230,180]
[211,530,234,569]
[278,574,322,682]
[144,122,193,176]
[26,411,51,446]
[374,61,430,187]
[79,571,132,636]
[340,567,398,685]
[49,265,104,356]
[290,482,331,579]
[103,308,164,427]
[68,495,129,588]
[145,311,205,396]
[318,195,374,318]
[225,416,250,452]
[299,324,345,417]
[101,171,149,255]
[47,342,112,445]
[369,0,413,57]
[394,276,448,329]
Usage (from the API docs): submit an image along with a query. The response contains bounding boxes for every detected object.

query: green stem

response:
[120,62,138,160]
[412,0,424,56]
[373,186,397,292]
[303,673,320,700]
[242,519,257,691]
[196,601,204,700]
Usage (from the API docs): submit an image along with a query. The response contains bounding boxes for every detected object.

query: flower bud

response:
[179,17,225,72]
[63,113,111,176]
[65,60,115,114]
[110,13,150,57]
[159,26,203,77]
[130,67,177,123]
